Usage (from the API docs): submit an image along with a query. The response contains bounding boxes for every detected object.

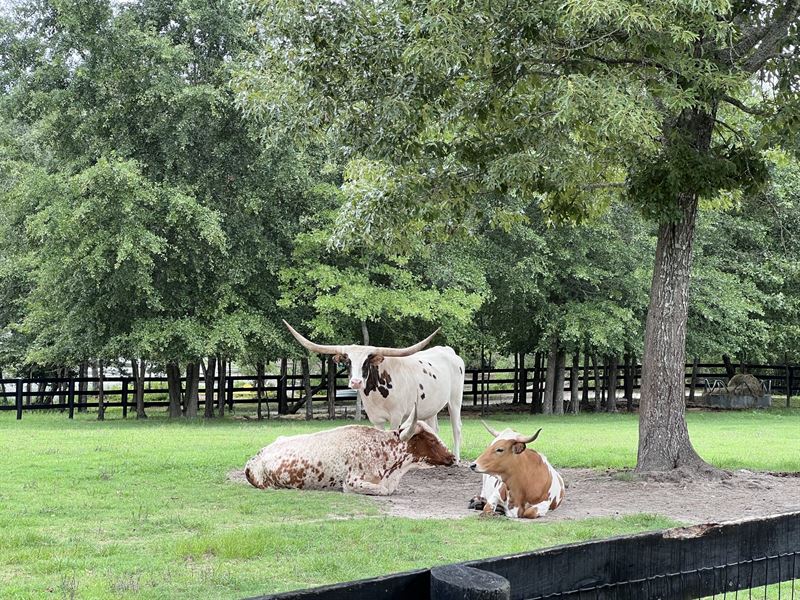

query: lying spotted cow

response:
[244,405,454,495]
[468,423,565,519]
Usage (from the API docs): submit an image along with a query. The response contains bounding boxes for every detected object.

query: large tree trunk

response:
[132,358,147,419]
[203,356,216,418]
[637,109,716,473]
[624,354,634,411]
[554,349,566,415]
[166,362,182,419]
[97,360,105,421]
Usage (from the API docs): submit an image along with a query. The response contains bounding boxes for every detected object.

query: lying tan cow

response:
[244,405,454,496]
[468,423,565,519]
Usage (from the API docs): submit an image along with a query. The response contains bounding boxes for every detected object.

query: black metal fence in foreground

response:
[1,361,797,420]
[251,511,800,600]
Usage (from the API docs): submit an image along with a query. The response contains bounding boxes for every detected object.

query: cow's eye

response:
[495,448,504,453]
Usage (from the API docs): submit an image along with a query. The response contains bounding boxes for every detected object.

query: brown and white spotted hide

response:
[282,321,465,461]
[469,426,565,519]
[244,423,455,496]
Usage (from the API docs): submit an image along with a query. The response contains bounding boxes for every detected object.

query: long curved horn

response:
[481,420,500,438]
[399,403,419,441]
[282,320,346,355]
[373,328,441,357]
[515,428,542,445]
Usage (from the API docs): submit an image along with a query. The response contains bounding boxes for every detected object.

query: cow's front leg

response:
[343,473,392,496]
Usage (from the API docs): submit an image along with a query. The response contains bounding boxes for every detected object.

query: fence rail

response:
[0,361,796,420]
[250,511,800,600]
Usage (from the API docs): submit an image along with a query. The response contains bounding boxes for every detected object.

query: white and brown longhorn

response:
[468,422,565,519]
[282,320,465,460]
[243,404,455,495]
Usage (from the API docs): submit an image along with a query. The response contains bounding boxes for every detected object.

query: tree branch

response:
[740,0,800,73]
[720,95,771,116]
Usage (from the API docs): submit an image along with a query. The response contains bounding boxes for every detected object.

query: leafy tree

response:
[240,0,800,472]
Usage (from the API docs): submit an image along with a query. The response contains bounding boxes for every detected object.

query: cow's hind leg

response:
[448,376,464,461]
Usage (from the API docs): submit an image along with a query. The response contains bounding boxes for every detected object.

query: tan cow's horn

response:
[399,403,419,442]
[515,428,542,445]
[373,328,440,357]
[282,320,346,355]
[482,420,500,438]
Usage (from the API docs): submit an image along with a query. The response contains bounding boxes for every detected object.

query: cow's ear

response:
[369,354,384,365]
[512,442,526,454]
[333,353,348,364]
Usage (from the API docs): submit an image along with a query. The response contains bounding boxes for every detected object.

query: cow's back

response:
[247,426,386,491]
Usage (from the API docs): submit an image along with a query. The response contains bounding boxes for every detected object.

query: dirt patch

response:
[228,465,800,523]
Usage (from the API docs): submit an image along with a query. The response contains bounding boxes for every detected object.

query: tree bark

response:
[78,361,88,412]
[637,109,716,473]
[688,356,699,406]
[217,357,226,418]
[166,362,182,419]
[203,356,216,418]
[722,354,736,379]
[184,362,200,418]
[132,358,147,419]
[570,352,580,414]
[554,349,566,415]
[326,356,336,419]
[302,357,313,420]
[607,355,619,412]
[593,355,602,412]
[278,357,288,415]
[256,361,265,420]
[97,360,105,421]
[624,354,634,411]
[543,340,557,415]
[529,352,541,414]
[582,346,590,407]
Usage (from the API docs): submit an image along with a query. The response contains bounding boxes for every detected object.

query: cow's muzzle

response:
[348,378,363,390]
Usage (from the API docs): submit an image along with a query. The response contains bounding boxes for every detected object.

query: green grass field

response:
[0,409,798,599]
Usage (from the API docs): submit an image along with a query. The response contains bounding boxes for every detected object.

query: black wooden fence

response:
[249,511,800,600]
[0,362,796,420]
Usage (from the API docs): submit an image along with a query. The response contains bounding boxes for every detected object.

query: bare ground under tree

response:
[229,465,800,523]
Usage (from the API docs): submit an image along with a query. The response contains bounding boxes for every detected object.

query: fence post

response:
[15,378,22,420]
[786,363,792,408]
[227,375,234,412]
[68,378,75,419]
[121,378,129,419]
[472,370,478,406]
[430,565,510,600]
[520,367,528,405]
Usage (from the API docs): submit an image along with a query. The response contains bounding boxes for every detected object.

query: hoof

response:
[468,496,487,511]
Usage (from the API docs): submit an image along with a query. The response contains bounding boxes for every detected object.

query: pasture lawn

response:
[0,410,797,599]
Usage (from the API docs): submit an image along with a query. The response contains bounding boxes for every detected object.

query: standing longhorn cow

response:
[282,320,465,461]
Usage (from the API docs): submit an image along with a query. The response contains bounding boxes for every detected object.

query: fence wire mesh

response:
[528,551,799,600]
